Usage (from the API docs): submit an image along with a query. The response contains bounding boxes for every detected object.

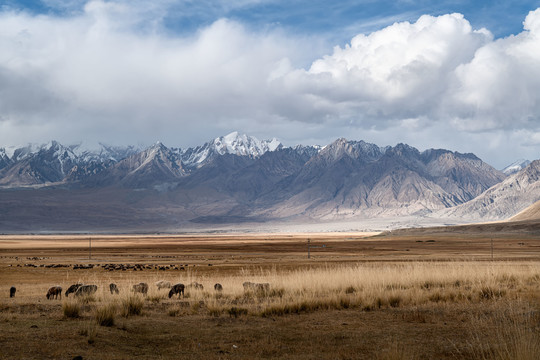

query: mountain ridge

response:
[1,132,532,231]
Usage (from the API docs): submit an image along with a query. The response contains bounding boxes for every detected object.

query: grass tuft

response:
[95,302,117,327]
[389,295,402,308]
[120,295,144,317]
[228,306,248,318]
[62,299,81,318]
[479,287,505,300]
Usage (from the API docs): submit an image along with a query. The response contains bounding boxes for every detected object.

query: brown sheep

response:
[155,280,172,290]
[46,286,63,300]
[132,282,148,295]
[188,282,204,290]
[109,283,119,294]
[9,286,16,298]
[168,283,185,298]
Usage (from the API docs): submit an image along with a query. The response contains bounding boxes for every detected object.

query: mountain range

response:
[0,132,538,231]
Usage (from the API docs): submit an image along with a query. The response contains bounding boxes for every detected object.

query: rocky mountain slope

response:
[441,160,540,221]
[253,140,505,219]
[0,133,518,231]
[0,132,280,187]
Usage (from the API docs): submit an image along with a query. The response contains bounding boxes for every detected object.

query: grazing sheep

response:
[168,283,185,298]
[155,280,172,290]
[109,283,119,294]
[46,286,63,300]
[74,284,98,297]
[214,283,223,291]
[243,281,255,291]
[189,282,204,290]
[243,282,270,293]
[132,282,149,295]
[65,283,83,297]
[9,286,16,298]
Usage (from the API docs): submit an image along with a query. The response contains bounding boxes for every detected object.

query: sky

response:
[1,1,540,168]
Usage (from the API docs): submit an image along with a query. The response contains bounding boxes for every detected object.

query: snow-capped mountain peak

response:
[181,131,282,168]
[502,159,531,175]
[213,132,280,156]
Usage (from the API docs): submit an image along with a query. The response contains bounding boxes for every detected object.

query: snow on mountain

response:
[0,148,11,170]
[181,131,282,168]
[69,142,143,163]
[501,159,531,175]
[9,143,43,162]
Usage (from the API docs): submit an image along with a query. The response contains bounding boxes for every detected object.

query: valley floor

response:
[1,232,539,359]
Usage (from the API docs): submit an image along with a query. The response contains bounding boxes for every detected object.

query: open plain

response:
[1,230,539,359]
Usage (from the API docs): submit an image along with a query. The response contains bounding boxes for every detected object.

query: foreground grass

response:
[1,261,539,359]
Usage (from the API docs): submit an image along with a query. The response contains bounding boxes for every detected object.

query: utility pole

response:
[307,238,326,259]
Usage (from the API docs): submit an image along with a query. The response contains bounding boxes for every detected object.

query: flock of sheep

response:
[8,280,271,300]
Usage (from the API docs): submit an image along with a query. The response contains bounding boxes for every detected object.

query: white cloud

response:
[0,1,309,146]
[0,2,539,168]
[449,8,540,131]
[275,13,493,126]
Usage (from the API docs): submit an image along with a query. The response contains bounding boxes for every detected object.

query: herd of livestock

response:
[8,281,271,300]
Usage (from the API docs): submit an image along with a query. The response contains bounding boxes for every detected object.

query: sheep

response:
[132,282,148,295]
[168,283,185,298]
[188,282,204,290]
[74,284,98,297]
[243,282,270,293]
[242,281,256,291]
[214,283,223,291]
[155,280,172,290]
[46,286,63,300]
[109,283,119,294]
[65,283,83,297]
[9,286,16,298]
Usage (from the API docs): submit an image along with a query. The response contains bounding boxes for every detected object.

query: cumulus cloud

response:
[275,13,492,125]
[0,1,309,146]
[449,8,540,131]
[0,2,539,168]
[274,9,540,136]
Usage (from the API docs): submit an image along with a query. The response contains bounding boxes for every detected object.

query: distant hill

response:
[510,199,540,221]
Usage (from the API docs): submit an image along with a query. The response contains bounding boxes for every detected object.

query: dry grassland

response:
[0,232,539,359]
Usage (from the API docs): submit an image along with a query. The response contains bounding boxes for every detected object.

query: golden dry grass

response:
[0,233,539,359]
